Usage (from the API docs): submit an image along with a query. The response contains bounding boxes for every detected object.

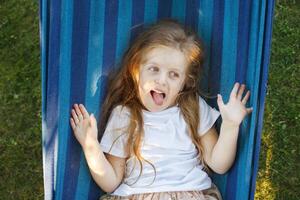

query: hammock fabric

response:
[40,1,275,200]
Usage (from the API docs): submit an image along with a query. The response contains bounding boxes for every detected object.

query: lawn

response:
[255,2,300,200]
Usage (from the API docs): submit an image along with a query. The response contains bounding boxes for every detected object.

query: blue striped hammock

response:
[40,1,275,199]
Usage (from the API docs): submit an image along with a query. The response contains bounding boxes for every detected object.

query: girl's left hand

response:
[217,83,253,126]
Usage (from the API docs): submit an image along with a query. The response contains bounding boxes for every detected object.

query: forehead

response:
[141,46,188,72]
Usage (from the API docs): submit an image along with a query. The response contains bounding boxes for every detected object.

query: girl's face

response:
[137,46,188,112]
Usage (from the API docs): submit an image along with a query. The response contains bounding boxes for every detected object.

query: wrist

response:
[220,121,240,140]
[222,120,240,130]
[82,140,101,155]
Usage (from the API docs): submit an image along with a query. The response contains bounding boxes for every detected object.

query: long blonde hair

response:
[99,19,206,181]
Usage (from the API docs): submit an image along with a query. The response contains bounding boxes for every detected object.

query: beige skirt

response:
[99,184,222,200]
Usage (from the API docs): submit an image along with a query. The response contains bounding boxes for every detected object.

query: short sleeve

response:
[100,106,130,158]
[198,97,220,136]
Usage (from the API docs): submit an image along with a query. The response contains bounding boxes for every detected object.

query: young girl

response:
[70,20,252,200]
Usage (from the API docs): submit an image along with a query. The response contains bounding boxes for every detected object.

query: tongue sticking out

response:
[151,91,164,105]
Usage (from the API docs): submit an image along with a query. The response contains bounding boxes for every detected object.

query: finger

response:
[246,107,253,114]
[71,109,79,124]
[79,104,89,119]
[237,84,246,100]
[74,104,83,121]
[230,82,240,99]
[90,114,97,127]
[242,91,250,104]
[70,118,76,129]
[217,94,225,108]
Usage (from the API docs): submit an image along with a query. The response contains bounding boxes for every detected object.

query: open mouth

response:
[150,90,166,106]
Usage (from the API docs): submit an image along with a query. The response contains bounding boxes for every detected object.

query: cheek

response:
[176,78,186,90]
[179,79,186,90]
[139,72,155,89]
[170,81,184,95]
[137,72,146,90]
[139,80,153,92]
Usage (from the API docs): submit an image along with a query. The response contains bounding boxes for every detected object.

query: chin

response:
[150,107,165,112]
[146,103,170,112]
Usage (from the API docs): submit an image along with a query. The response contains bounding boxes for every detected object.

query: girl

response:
[70,20,252,200]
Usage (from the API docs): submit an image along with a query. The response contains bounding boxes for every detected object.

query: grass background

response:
[0,1,299,199]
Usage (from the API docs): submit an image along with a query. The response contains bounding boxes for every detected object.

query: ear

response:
[184,74,196,89]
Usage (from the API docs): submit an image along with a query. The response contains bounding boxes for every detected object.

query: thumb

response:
[217,94,225,109]
[89,113,97,127]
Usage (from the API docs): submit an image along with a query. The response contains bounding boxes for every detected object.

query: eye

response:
[148,66,159,72]
[169,71,179,79]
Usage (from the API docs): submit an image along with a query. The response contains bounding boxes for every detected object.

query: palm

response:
[70,104,98,148]
[217,83,252,126]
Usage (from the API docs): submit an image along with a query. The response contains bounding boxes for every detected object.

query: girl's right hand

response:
[70,104,98,149]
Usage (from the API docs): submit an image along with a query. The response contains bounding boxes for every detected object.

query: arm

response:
[70,104,125,192]
[200,125,239,174]
[82,140,125,193]
[200,83,252,174]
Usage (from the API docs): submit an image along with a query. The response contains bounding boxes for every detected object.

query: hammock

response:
[39,1,275,199]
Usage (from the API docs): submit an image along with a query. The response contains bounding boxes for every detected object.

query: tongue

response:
[152,91,164,105]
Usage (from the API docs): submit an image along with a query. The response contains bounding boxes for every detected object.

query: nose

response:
[155,73,167,86]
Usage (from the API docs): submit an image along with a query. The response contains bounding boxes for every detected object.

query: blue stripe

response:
[75,158,91,200]
[250,1,275,199]
[171,0,186,23]
[62,0,90,199]
[144,0,158,25]
[207,1,225,196]
[85,0,106,110]
[40,0,48,117]
[232,1,251,199]
[88,2,118,198]
[207,0,223,105]
[219,0,238,97]
[236,2,258,199]
[198,0,214,93]
[236,0,251,84]
[219,1,239,199]
[130,0,145,42]
[100,0,119,118]
[45,0,62,199]
[226,152,239,200]
[115,0,132,63]
[240,1,267,199]
[40,0,50,198]
[75,0,99,195]
[236,1,260,199]
[102,0,119,74]
[55,0,73,199]
[84,0,106,198]
[73,1,93,199]
[185,0,199,30]
[157,0,172,19]
[208,0,224,98]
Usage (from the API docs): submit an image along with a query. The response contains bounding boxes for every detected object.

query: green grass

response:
[0,1,43,199]
[0,1,299,199]
[255,2,300,200]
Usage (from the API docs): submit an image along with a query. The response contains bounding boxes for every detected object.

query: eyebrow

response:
[142,61,159,66]
[146,63,184,72]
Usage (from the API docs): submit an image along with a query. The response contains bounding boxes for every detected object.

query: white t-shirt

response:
[100,97,220,196]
